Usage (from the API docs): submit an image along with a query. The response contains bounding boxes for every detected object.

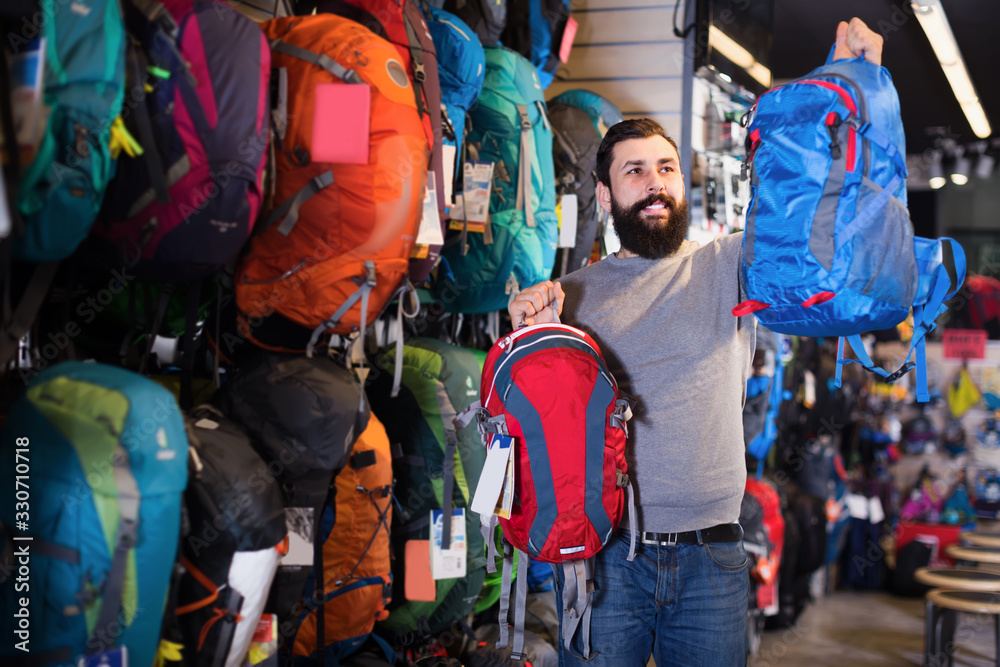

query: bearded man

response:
[508,18,885,667]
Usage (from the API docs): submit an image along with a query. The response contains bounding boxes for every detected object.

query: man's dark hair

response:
[595,118,680,187]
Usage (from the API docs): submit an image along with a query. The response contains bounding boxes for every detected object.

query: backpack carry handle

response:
[826,43,866,65]
[517,298,560,328]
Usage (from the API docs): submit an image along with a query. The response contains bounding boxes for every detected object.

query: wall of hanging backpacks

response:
[0,1,605,665]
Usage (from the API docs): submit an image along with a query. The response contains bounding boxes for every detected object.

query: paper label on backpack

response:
[8,37,46,161]
[78,647,127,667]
[845,493,869,520]
[868,495,885,524]
[280,508,314,567]
[471,434,514,518]
[558,16,578,63]
[448,161,493,230]
[558,194,578,248]
[248,614,279,666]
[415,171,445,246]
[603,214,620,256]
[311,82,370,164]
[404,540,437,601]
[496,447,515,519]
[430,508,467,579]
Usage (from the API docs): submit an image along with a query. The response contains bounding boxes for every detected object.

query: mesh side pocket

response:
[845,178,917,308]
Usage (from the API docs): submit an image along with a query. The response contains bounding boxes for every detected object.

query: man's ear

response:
[596,181,612,214]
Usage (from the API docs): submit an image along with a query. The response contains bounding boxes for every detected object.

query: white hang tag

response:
[430,508,467,579]
[471,434,514,517]
[558,194,578,248]
[415,171,445,246]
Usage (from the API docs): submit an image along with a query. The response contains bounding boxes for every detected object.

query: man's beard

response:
[610,191,690,260]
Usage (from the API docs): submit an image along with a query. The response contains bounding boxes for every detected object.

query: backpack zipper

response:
[793,79,858,174]
[438,18,471,41]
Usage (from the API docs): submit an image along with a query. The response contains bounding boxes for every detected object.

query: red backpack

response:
[477,319,635,660]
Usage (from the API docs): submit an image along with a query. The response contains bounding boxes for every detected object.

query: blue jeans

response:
[553,531,750,667]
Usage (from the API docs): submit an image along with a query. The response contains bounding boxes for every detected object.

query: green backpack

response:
[434,45,558,314]
[366,338,488,643]
[13,0,126,262]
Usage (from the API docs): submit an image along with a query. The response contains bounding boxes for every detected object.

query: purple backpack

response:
[87,0,270,282]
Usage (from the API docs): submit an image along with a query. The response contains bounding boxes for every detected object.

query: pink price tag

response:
[311,82,370,164]
[559,16,578,63]
[943,329,987,360]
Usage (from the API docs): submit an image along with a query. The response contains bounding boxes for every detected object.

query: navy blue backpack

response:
[734,49,965,402]
[423,5,486,203]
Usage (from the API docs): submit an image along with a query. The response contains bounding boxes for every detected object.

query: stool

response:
[925,589,1000,667]
[963,532,1000,548]
[916,568,1000,592]
[946,544,1000,566]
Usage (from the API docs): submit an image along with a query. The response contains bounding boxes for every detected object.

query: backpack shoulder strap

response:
[514,104,535,228]
[269,39,361,83]
[560,558,596,660]
[89,444,141,656]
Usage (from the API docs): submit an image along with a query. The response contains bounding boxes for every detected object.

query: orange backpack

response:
[236,15,428,353]
[291,413,394,662]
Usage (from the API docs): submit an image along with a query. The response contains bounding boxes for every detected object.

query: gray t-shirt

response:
[559,233,755,533]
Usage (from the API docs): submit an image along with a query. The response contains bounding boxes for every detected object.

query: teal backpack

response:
[0,362,188,667]
[435,45,557,313]
[366,338,488,643]
[13,0,126,262]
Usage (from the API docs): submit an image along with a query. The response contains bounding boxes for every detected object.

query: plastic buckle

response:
[313,173,331,192]
[364,261,377,287]
[883,362,915,383]
[413,63,426,83]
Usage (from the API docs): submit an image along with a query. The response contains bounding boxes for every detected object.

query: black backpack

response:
[739,489,769,556]
[547,90,624,276]
[892,540,933,597]
[788,484,828,576]
[176,406,288,666]
[440,0,507,45]
[548,101,601,277]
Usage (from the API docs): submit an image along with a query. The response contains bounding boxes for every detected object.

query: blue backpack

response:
[423,5,486,201]
[735,51,965,401]
[13,0,126,263]
[435,45,557,313]
[501,0,571,89]
[0,362,188,667]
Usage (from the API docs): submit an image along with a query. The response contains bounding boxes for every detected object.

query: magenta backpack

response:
[87,0,270,281]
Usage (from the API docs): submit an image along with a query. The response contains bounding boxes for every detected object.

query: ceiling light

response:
[709,25,772,88]
[976,153,996,180]
[912,0,992,138]
[951,147,970,185]
[972,141,995,180]
[929,152,946,189]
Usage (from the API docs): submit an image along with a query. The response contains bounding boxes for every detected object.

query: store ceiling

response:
[771,0,1000,156]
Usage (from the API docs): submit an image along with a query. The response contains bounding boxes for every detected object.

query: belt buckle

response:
[641,532,678,547]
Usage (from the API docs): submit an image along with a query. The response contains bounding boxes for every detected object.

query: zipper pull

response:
[826,118,843,161]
